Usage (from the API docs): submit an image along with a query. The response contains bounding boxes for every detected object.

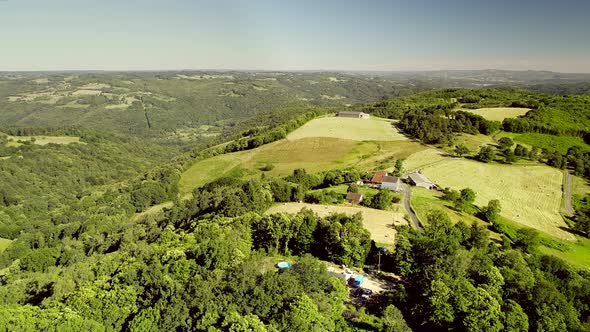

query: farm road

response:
[564,169,574,216]
[402,183,423,233]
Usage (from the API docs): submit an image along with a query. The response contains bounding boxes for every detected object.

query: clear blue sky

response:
[1,0,589,72]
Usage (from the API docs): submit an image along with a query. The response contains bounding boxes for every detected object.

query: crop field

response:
[266,202,407,246]
[287,116,407,141]
[180,137,426,195]
[462,107,530,121]
[419,159,573,240]
[5,135,81,147]
[0,238,12,253]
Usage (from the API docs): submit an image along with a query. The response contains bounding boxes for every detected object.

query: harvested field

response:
[404,148,449,172]
[266,202,407,246]
[72,89,102,96]
[462,107,530,121]
[287,117,407,141]
[420,159,573,240]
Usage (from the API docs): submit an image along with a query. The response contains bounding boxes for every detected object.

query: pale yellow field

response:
[420,159,573,240]
[287,116,407,141]
[72,89,102,96]
[404,148,449,172]
[462,107,530,121]
[266,202,407,245]
[6,135,82,147]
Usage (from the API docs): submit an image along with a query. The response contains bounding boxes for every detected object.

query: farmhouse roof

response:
[346,192,363,203]
[381,176,400,183]
[408,173,434,185]
[370,171,387,184]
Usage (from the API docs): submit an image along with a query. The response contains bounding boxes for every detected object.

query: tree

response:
[514,227,540,253]
[382,305,411,332]
[476,146,495,163]
[498,137,514,150]
[504,150,517,163]
[482,199,501,223]
[347,183,359,193]
[454,144,470,157]
[503,300,529,332]
[454,188,476,212]
[371,190,394,210]
[393,159,404,177]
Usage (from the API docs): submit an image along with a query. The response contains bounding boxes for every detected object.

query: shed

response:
[346,192,363,204]
[337,111,370,119]
[407,173,435,189]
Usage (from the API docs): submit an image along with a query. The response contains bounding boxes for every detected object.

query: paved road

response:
[564,169,575,216]
[402,183,423,233]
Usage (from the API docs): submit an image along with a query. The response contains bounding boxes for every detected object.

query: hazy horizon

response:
[1,0,589,72]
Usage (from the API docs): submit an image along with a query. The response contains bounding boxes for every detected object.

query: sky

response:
[1,0,589,72]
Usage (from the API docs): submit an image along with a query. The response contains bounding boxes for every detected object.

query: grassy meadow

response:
[462,107,530,121]
[498,132,590,154]
[287,116,407,141]
[5,135,81,147]
[420,159,572,240]
[266,202,407,246]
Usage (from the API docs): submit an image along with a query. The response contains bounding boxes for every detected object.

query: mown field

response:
[462,107,530,121]
[287,116,407,141]
[266,202,407,246]
[180,116,426,195]
[420,159,572,240]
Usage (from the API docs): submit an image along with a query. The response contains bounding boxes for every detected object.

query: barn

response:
[407,173,436,189]
[381,176,402,191]
[337,111,370,119]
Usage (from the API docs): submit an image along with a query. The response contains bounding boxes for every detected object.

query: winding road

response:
[564,169,575,216]
[402,183,423,233]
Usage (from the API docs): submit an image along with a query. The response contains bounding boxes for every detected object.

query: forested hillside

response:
[1,72,590,331]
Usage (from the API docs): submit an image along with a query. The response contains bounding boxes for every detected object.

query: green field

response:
[462,107,530,121]
[5,135,81,147]
[287,116,407,141]
[420,159,572,240]
[180,137,426,195]
[0,238,12,253]
[266,202,406,246]
[498,132,590,154]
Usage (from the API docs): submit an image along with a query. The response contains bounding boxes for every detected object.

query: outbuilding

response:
[407,173,436,189]
[381,176,402,191]
[346,192,363,204]
[337,111,370,119]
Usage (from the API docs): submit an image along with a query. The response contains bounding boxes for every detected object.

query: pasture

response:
[420,159,573,240]
[180,137,426,195]
[266,202,407,246]
[462,107,530,121]
[498,132,590,154]
[287,116,407,141]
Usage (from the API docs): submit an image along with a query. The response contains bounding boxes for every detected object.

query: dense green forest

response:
[1,72,590,331]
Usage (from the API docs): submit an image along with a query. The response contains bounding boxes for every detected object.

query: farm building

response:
[346,192,364,204]
[381,176,402,191]
[337,111,370,119]
[370,171,387,185]
[407,173,436,189]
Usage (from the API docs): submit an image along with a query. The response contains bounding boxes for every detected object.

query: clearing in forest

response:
[266,202,407,246]
[287,116,407,141]
[462,107,530,121]
[5,135,81,147]
[0,238,12,253]
[419,159,573,240]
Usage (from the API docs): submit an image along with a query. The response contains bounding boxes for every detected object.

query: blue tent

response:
[352,274,364,287]
[277,261,291,269]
